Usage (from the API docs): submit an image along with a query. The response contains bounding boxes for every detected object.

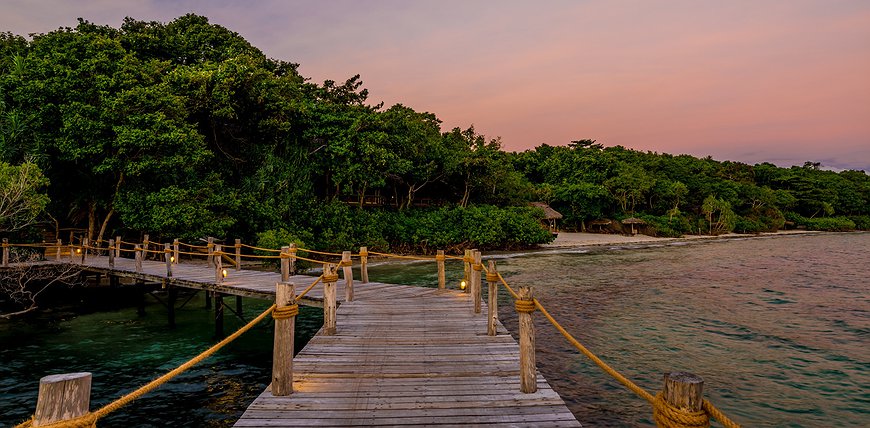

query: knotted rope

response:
[435,254,446,262]
[272,304,299,320]
[652,392,710,428]
[472,263,483,272]
[322,273,339,283]
[486,272,499,282]
[515,299,536,314]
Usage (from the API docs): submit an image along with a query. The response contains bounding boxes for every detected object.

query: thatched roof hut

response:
[621,217,646,235]
[530,202,563,233]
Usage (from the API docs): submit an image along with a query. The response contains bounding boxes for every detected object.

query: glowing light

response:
[222,269,228,278]
[170,256,175,263]
[76,248,81,254]
[460,280,467,290]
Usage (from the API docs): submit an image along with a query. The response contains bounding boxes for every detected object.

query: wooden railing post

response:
[164,243,173,277]
[463,249,472,293]
[517,285,537,393]
[359,246,369,284]
[235,238,242,271]
[108,239,115,269]
[657,372,705,426]
[68,243,75,262]
[33,372,92,427]
[288,244,297,275]
[173,239,179,264]
[142,234,149,259]
[115,236,121,258]
[56,239,62,261]
[81,238,88,264]
[207,237,214,267]
[471,250,482,314]
[487,260,499,336]
[134,244,143,273]
[272,282,297,396]
[280,246,290,282]
[215,244,224,284]
[342,251,354,302]
[323,263,338,335]
[436,250,446,289]
[2,238,8,266]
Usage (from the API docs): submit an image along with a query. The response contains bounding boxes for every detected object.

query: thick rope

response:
[472,263,483,272]
[358,250,368,258]
[653,392,710,428]
[322,273,339,283]
[486,272,499,282]
[515,299,536,314]
[272,304,299,320]
[337,260,352,267]
[296,275,324,300]
[15,304,277,428]
[434,254,446,262]
[367,251,435,261]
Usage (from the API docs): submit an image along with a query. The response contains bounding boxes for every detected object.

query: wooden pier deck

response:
[16,255,581,427]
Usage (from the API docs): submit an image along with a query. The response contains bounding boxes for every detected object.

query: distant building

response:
[530,202,563,234]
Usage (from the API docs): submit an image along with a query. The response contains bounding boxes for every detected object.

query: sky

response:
[3,0,870,171]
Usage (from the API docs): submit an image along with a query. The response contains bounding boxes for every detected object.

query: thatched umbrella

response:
[621,217,646,235]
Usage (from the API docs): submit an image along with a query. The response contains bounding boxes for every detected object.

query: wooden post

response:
[280,246,290,282]
[215,293,224,337]
[359,246,369,284]
[323,263,337,335]
[173,239,179,264]
[272,282,296,396]
[164,243,172,277]
[205,290,212,309]
[215,244,224,284]
[142,234,149,259]
[207,237,214,267]
[235,238,242,271]
[471,250,482,314]
[463,249,472,293]
[134,244,143,273]
[81,238,88,264]
[108,239,115,269]
[33,372,92,427]
[342,251,354,302]
[68,244,75,262]
[288,244,297,275]
[56,239,62,261]
[518,286,537,393]
[487,260,499,336]
[236,295,243,315]
[659,372,705,422]
[115,235,121,258]
[436,250,446,290]
[2,238,8,266]
[68,230,74,247]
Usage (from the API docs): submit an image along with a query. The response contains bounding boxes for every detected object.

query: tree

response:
[0,252,82,318]
[0,160,49,232]
[701,195,736,235]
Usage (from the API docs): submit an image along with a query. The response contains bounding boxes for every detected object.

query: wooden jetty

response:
[5,246,580,427]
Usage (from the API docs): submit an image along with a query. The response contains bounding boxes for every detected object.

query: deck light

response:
[76,248,81,254]
[460,280,467,290]
[222,268,228,278]
[170,256,175,263]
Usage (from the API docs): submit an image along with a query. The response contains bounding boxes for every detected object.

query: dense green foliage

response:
[0,16,867,251]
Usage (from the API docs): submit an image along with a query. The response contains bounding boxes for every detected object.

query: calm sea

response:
[1,232,868,427]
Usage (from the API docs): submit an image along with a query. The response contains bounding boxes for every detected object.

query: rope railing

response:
[484,264,741,428]
[14,303,278,428]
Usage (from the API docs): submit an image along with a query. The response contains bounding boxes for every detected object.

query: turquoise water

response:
[1,233,868,427]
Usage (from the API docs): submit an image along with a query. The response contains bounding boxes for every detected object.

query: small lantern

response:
[460,280,467,290]
[222,269,228,279]
[170,256,176,263]
[76,248,82,254]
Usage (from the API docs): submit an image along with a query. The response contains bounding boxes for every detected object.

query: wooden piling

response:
[215,244,224,284]
[56,239,62,261]
[288,244,297,275]
[518,286,537,393]
[205,290,212,309]
[81,238,88,264]
[173,238,179,264]
[164,243,172,277]
[134,244,143,272]
[235,238,242,271]
[115,235,121,258]
[659,372,705,423]
[215,293,224,337]
[323,263,337,335]
[207,236,214,267]
[33,372,92,427]
[463,249,471,293]
[236,296,243,315]
[108,239,115,268]
[471,250,482,314]
[487,260,499,336]
[2,238,8,266]
[436,250,446,290]
[280,246,290,282]
[342,251,354,302]
[359,246,369,284]
[272,282,297,396]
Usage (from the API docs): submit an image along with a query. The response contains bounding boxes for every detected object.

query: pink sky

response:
[3,1,869,171]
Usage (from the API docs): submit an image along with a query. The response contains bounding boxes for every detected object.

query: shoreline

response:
[537,230,825,250]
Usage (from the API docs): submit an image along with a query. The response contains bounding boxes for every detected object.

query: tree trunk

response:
[96,208,114,244]
[87,202,97,242]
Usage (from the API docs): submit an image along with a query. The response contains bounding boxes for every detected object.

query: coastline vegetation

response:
[1,15,868,251]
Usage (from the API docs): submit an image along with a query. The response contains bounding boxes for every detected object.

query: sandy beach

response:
[540,230,818,249]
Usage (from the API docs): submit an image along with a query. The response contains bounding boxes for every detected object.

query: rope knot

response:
[322,273,339,283]
[652,392,710,428]
[434,254,446,262]
[486,272,499,282]
[337,260,352,267]
[288,247,298,253]
[515,299,536,314]
[463,256,473,263]
[359,250,368,257]
[273,304,299,320]
[472,263,483,272]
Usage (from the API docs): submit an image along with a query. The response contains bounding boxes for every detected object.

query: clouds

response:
[3,0,869,170]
